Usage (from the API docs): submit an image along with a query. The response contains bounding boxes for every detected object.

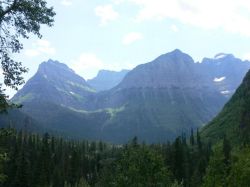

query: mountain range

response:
[1,49,250,143]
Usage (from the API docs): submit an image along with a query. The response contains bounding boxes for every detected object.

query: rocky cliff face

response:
[118,49,210,89]
[81,50,227,142]
[199,53,250,97]
[12,59,95,109]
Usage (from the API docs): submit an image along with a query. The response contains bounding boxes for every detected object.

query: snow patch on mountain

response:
[214,76,226,82]
[214,53,228,59]
[220,90,230,95]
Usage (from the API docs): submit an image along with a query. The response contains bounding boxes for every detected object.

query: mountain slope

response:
[11,60,106,139]
[18,101,110,140]
[12,59,95,109]
[87,69,129,91]
[83,49,227,142]
[199,53,250,97]
[118,49,209,89]
[202,70,250,144]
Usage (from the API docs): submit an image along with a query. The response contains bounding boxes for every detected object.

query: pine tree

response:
[190,128,195,146]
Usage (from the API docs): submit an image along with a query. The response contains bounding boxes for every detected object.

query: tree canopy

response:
[0,0,55,111]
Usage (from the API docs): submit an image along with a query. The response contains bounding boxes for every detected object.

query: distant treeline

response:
[0,128,249,187]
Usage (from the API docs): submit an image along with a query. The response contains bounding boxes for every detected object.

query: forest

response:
[0,128,249,187]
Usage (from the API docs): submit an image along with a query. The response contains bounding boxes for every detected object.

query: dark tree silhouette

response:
[0,0,55,111]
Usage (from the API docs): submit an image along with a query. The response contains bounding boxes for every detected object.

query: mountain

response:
[9,50,250,143]
[199,53,250,97]
[12,59,95,109]
[201,69,250,144]
[118,49,210,89]
[83,49,227,142]
[87,69,130,91]
[10,60,107,139]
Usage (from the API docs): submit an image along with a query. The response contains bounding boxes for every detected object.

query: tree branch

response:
[0,0,18,21]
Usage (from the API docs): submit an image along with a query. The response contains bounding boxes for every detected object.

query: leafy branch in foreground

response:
[0,0,56,111]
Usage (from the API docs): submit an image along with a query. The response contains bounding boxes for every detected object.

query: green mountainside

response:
[202,70,250,144]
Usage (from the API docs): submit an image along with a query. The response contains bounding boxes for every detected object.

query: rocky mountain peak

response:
[12,59,94,109]
[38,59,74,75]
[155,49,194,65]
[117,49,203,89]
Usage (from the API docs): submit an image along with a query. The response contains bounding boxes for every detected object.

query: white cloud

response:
[112,0,125,5]
[214,76,226,82]
[170,24,179,32]
[61,0,73,6]
[122,32,143,45]
[70,53,135,79]
[25,49,40,57]
[127,0,250,37]
[71,53,104,78]
[25,39,56,57]
[95,4,119,26]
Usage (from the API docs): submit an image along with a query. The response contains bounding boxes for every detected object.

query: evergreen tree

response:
[228,147,250,187]
[190,128,195,146]
[202,144,228,187]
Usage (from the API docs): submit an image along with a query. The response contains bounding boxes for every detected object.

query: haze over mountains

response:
[87,69,130,91]
[2,49,250,143]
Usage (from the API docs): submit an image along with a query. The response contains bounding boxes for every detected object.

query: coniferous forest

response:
[0,128,249,187]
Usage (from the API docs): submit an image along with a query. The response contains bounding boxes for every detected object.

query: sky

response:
[3,0,250,97]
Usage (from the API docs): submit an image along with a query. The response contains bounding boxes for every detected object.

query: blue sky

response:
[3,0,250,96]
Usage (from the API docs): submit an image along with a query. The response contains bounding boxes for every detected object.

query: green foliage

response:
[201,70,250,186]
[0,92,9,113]
[222,136,231,166]
[0,153,7,183]
[0,128,215,187]
[202,70,250,146]
[6,127,250,187]
[202,144,228,187]
[0,89,22,113]
[227,147,250,187]
[0,129,112,187]
[0,0,55,111]
[100,140,173,186]
[203,143,250,187]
